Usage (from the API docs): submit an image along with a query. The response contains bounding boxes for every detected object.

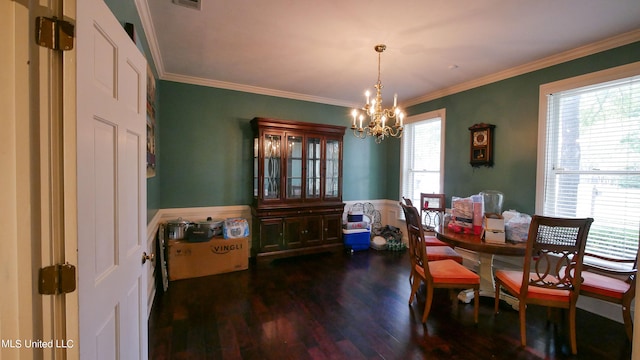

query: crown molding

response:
[135,0,165,75]
[136,1,354,107]
[403,29,640,107]
[161,72,356,108]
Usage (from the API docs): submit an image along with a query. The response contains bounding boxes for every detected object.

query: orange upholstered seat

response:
[424,235,450,247]
[495,270,570,302]
[581,271,630,299]
[420,259,480,285]
[424,245,463,263]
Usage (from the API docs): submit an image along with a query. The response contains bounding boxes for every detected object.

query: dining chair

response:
[579,247,638,341]
[401,198,462,262]
[400,201,480,323]
[403,197,451,247]
[401,199,464,289]
[494,215,594,355]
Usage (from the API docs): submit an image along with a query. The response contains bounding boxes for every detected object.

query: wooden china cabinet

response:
[251,117,346,264]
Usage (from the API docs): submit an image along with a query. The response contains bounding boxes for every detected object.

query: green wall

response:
[154,41,640,213]
[401,42,640,214]
[157,82,389,208]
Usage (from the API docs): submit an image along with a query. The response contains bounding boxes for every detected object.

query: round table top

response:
[435,226,527,256]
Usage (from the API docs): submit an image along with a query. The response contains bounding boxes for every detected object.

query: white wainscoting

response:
[342,199,404,231]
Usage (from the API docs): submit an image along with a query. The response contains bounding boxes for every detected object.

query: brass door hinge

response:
[39,263,76,295]
[35,16,74,51]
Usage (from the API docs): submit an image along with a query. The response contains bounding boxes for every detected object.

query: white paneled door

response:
[76,0,148,358]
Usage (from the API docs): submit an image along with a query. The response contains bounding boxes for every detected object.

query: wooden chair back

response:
[400,201,430,277]
[420,193,446,230]
[400,199,424,272]
[521,215,594,300]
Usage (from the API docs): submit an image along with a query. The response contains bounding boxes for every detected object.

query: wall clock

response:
[469,123,495,167]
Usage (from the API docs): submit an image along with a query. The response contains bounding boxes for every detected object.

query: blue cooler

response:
[343,228,370,251]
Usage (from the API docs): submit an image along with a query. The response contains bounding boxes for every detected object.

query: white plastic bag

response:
[503,210,531,242]
[223,218,250,239]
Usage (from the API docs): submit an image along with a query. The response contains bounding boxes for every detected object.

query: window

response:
[400,109,445,207]
[537,62,640,260]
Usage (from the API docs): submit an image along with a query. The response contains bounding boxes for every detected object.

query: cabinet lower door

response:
[323,214,343,244]
[285,216,322,249]
[304,216,323,246]
[284,217,304,249]
[259,218,284,252]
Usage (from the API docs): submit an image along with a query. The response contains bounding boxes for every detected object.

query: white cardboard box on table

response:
[483,213,505,243]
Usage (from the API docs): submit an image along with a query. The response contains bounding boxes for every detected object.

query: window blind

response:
[544,75,640,259]
[401,116,442,206]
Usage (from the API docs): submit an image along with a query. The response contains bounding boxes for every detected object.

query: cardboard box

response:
[483,213,505,230]
[483,229,506,243]
[167,237,248,280]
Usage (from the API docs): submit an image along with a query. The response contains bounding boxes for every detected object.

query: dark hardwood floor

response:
[149,249,632,359]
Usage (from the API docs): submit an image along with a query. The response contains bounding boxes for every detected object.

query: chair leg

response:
[473,288,479,324]
[568,306,578,355]
[519,300,527,347]
[494,281,501,314]
[622,301,633,341]
[449,289,458,310]
[408,275,421,305]
[422,286,434,323]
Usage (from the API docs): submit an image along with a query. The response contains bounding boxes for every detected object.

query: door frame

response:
[0,1,39,356]
[63,0,80,358]
[1,0,79,358]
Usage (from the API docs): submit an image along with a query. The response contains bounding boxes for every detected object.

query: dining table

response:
[435,225,527,308]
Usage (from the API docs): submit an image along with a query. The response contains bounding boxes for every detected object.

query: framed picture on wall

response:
[146,64,157,178]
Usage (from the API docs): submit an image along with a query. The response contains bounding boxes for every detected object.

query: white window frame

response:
[399,108,446,207]
[537,61,640,260]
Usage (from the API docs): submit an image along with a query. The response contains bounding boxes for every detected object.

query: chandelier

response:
[351,44,404,143]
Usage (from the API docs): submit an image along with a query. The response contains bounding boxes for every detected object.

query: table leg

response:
[457,252,519,309]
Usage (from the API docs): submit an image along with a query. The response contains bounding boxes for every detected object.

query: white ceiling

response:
[138,0,640,108]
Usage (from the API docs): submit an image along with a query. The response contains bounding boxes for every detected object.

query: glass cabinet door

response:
[253,138,259,197]
[307,137,321,199]
[286,135,303,199]
[263,133,281,199]
[325,139,340,198]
